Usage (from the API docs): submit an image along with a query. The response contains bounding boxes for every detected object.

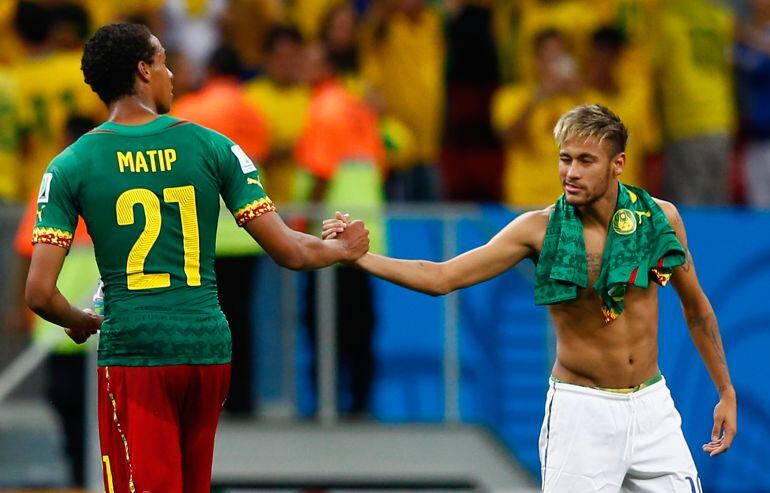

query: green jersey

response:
[33,115,275,366]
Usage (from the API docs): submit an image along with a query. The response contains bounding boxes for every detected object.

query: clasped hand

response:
[324,211,369,262]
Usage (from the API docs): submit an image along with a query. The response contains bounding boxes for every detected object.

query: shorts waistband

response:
[549,373,664,397]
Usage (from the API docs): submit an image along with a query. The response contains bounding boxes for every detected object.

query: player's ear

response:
[612,152,626,177]
[137,59,152,83]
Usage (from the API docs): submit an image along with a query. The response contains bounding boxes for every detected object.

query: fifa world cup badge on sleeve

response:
[38,173,52,203]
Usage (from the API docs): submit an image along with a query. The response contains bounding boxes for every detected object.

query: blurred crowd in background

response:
[0,0,768,487]
[0,0,769,211]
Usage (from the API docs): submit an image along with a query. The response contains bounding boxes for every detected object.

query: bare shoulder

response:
[494,206,552,251]
[511,206,551,232]
[652,197,681,226]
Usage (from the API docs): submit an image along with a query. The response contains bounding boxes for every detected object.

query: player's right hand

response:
[322,211,350,240]
[337,219,369,262]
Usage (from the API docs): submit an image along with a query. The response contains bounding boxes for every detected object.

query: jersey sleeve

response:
[32,148,79,249]
[209,129,276,226]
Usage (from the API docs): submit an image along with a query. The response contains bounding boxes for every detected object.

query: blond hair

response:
[553,104,629,156]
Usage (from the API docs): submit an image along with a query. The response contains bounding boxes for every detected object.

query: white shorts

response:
[539,376,701,492]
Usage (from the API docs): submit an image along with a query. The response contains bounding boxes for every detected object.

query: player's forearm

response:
[355,253,450,296]
[25,285,92,331]
[685,309,735,397]
[288,231,351,270]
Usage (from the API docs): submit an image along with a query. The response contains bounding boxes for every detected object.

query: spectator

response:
[321,3,361,76]
[173,45,270,161]
[10,1,103,200]
[173,45,271,416]
[320,3,417,185]
[320,2,371,99]
[163,0,228,87]
[362,0,444,201]
[593,0,658,96]
[492,29,589,207]
[735,0,770,207]
[222,0,284,74]
[244,26,310,206]
[585,26,659,188]
[49,2,91,51]
[657,0,736,205]
[296,42,385,417]
[515,0,602,83]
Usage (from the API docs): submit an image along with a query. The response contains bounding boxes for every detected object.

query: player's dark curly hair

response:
[81,23,157,104]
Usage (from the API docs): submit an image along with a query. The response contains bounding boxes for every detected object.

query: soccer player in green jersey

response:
[24,24,369,493]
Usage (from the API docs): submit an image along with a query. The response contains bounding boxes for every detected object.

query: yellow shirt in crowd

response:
[10,49,103,199]
[362,8,444,165]
[516,0,602,83]
[656,0,735,140]
[492,85,590,207]
[244,78,310,204]
[0,71,20,201]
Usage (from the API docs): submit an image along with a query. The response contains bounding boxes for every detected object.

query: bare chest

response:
[584,230,607,286]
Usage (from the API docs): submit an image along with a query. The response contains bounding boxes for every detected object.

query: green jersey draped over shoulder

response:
[33,115,275,366]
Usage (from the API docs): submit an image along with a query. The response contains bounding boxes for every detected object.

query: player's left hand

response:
[65,308,103,344]
[702,392,737,456]
[322,211,350,240]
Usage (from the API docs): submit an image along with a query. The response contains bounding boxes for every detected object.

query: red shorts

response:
[97,364,231,493]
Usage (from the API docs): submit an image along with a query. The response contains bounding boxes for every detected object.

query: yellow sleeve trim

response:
[32,227,74,249]
[234,197,276,226]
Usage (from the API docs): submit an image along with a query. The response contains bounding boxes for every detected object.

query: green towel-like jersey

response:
[33,116,275,366]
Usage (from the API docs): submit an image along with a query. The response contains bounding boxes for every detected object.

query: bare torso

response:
[529,208,662,388]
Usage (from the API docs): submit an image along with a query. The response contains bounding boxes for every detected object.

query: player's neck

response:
[577,182,619,231]
[107,95,161,126]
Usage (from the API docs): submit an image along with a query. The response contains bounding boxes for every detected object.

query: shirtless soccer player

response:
[24,24,369,492]
[324,105,737,492]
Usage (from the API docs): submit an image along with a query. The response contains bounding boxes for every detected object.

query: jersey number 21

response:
[116,186,200,290]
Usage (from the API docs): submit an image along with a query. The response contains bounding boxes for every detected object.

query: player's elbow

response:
[427,287,449,297]
[25,281,54,314]
[273,248,306,271]
[428,266,454,297]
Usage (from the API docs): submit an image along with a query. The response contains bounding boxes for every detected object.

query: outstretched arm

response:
[324,210,546,296]
[26,244,102,343]
[663,201,736,456]
[244,210,369,271]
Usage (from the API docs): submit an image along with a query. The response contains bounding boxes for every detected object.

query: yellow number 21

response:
[116,186,200,290]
